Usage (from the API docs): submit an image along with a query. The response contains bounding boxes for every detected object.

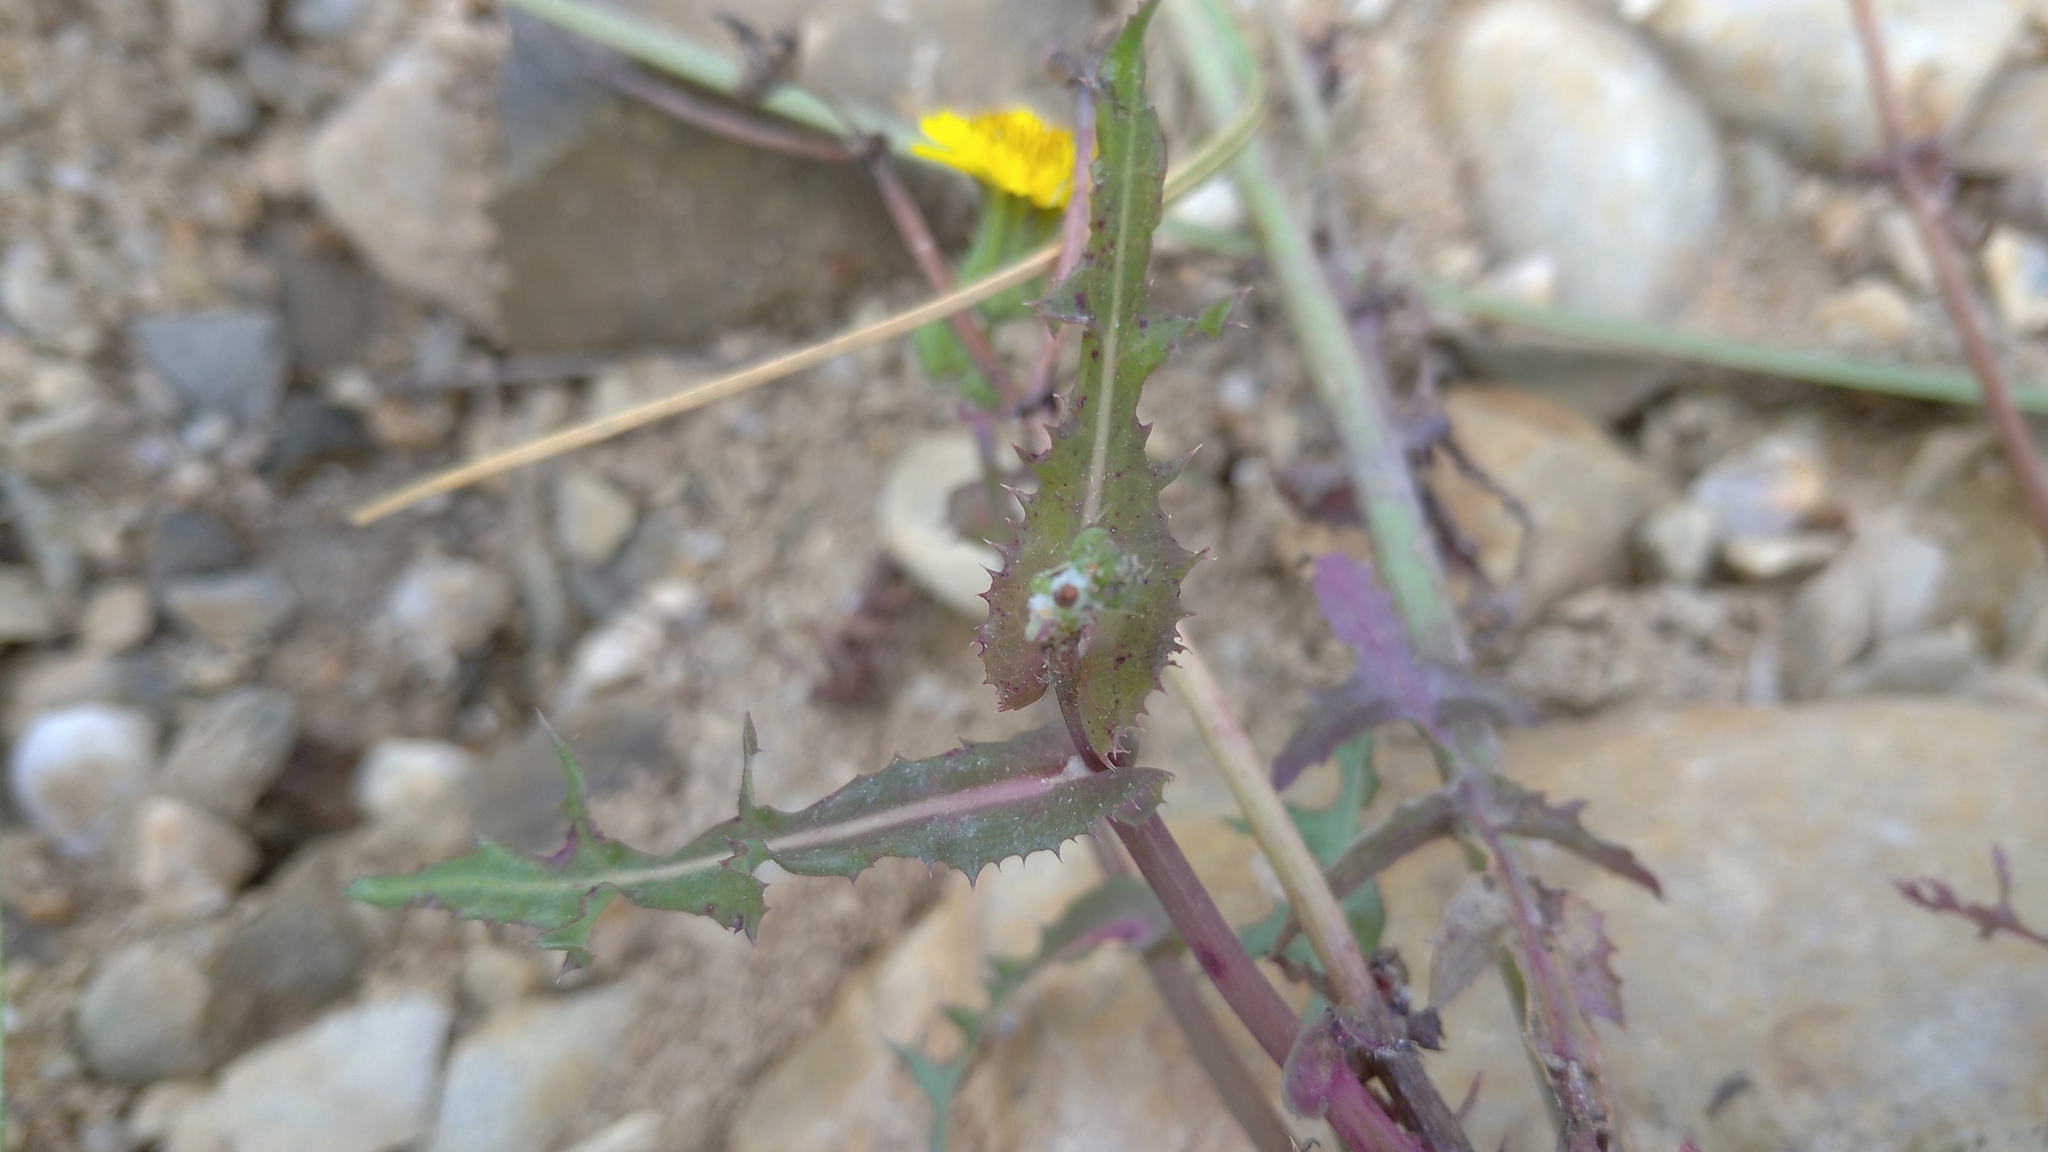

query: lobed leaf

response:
[1536,883,1625,1027]
[1483,778,1662,897]
[347,718,766,969]
[1274,554,1529,789]
[979,0,1227,763]
[350,719,1170,969]
[895,875,1172,1152]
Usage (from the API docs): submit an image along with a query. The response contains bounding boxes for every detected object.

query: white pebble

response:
[9,704,159,857]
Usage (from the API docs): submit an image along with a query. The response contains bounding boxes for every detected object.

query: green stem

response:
[1422,281,2048,411]
[1164,0,1464,665]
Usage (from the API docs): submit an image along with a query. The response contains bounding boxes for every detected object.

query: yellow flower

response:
[912,109,1076,209]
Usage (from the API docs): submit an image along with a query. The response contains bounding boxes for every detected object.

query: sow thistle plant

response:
[352,6,1658,1150]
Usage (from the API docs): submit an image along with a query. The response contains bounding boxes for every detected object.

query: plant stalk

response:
[1163,0,1463,667]
[1165,643,1375,1009]
[1166,2,1627,1144]
[866,152,1021,406]
[1091,826,1297,1152]
[1114,814,1425,1152]
[1847,0,2048,552]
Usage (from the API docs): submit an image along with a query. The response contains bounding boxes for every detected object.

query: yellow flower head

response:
[913,109,1076,210]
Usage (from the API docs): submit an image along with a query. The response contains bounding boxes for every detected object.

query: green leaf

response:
[979,0,1228,763]
[349,720,1172,969]
[893,875,1171,1151]
[731,725,1171,880]
[347,717,767,969]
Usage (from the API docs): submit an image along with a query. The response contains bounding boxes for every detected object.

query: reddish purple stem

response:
[1115,814,1426,1152]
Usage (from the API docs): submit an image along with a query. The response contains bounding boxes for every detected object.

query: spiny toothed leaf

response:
[1274,553,1530,788]
[1533,881,1625,1027]
[1481,777,1662,897]
[894,875,1171,1152]
[978,0,1230,763]
[350,719,1171,970]
[729,724,1169,880]
[346,717,767,969]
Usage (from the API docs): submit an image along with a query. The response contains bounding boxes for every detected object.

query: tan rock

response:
[306,7,504,330]
[1814,278,1918,350]
[1371,700,2048,1152]
[132,795,259,924]
[1429,387,1667,622]
[80,580,155,654]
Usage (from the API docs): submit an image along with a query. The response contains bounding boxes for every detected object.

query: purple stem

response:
[1115,814,1424,1152]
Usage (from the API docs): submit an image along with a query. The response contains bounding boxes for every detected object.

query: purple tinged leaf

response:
[1274,554,1531,788]
[1543,889,1625,1028]
[1486,778,1662,897]
[1427,873,1512,1011]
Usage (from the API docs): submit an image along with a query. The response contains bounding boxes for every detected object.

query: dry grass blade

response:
[349,254,1050,524]
[349,88,1263,526]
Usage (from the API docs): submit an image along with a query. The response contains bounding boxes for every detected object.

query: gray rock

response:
[3,472,82,602]
[493,0,1096,346]
[354,738,475,825]
[1441,0,1724,320]
[76,934,217,1083]
[1689,426,1828,540]
[288,0,364,40]
[1637,0,2022,167]
[261,396,373,485]
[1637,500,1718,585]
[9,703,159,858]
[1983,226,2048,334]
[266,222,382,376]
[10,398,108,482]
[150,509,246,585]
[1781,513,1947,698]
[307,8,505,330]
[132,794,259,924]
[2,241,88,352]
[190,70,259,141]
[240,39,333,119]
[161,567,298,649]
[1954,66,2048,176]
[158,686,300,822]
[132,309,287,425]
[1424,387,1668,622]
[466,698,667,852]
[384,555,513,675]
[0,564,58,643]
[554,467,637,569]
[1832,622,1984,695]
[427,983,642,1152]
[206,841,379,1055]
[206,992,452,1152]
[170,0,268,60]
